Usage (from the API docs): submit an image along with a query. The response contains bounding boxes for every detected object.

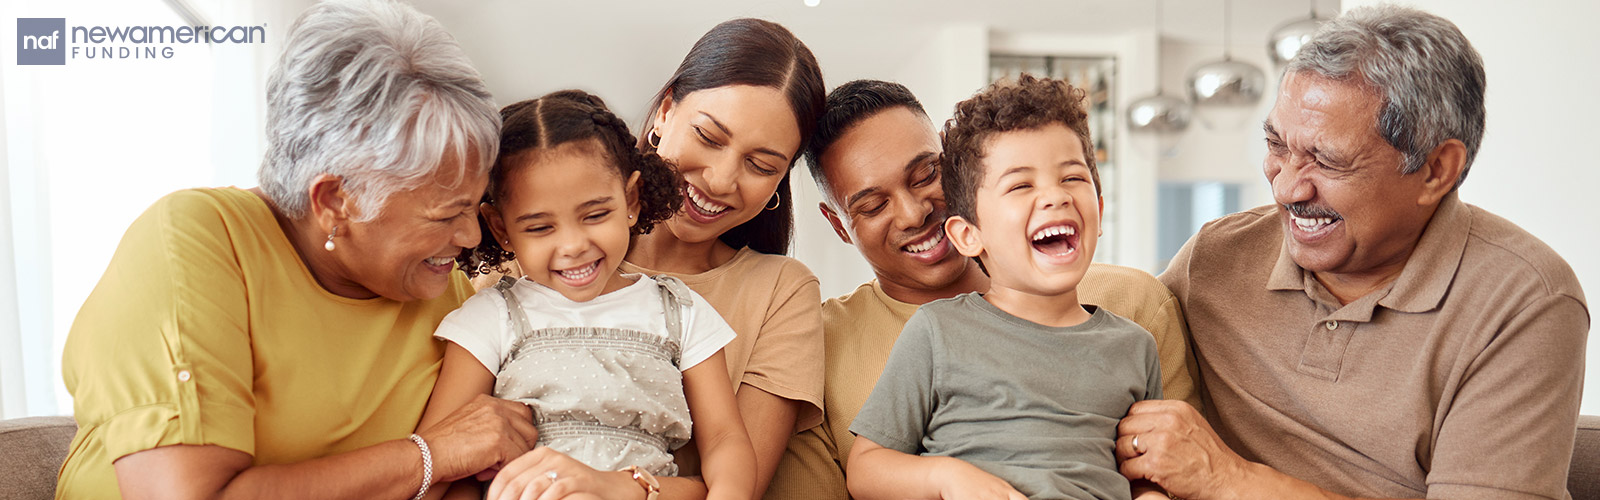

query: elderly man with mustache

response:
[1118,5,1589,500]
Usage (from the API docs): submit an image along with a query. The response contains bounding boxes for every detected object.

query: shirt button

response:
[177,370,192,382]
[1325,321,1339,330]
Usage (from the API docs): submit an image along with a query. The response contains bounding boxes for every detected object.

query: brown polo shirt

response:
[1161,193,1588,500]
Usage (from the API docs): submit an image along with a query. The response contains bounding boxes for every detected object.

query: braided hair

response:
[456,90,683,277]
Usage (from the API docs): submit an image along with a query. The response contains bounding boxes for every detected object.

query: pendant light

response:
[1268,0,1324,66]
[1128,0,1191,134]
[1187,0,1265,107]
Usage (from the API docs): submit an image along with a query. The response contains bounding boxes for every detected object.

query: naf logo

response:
[17,18,66,65]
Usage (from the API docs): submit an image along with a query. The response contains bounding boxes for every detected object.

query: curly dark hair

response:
[457,89,683,277]
[940,74,1100,225]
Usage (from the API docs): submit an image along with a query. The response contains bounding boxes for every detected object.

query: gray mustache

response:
[1283,203,1342,220]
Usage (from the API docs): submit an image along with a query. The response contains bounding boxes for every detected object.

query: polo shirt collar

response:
[1263,193,1470,314]
[1380,192,1469,313]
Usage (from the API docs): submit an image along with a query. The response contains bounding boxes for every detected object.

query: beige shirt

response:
[765,263,1200,500]
[621,247,825,431]
[1162,194,1589,500]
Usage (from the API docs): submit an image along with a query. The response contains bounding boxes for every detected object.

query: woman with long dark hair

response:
[623,17,828,499]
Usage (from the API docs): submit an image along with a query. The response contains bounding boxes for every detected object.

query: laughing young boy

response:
[844,75,1166,500]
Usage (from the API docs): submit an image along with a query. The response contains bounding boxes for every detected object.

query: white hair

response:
[259,0,499,221]
[1288,4,1485,190]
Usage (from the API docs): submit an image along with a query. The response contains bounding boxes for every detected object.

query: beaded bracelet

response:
[407,434,433,500]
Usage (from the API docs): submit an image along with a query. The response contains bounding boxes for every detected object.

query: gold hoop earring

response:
[647,129,662,148]
[765,193,781,211]
[324,226,337,251]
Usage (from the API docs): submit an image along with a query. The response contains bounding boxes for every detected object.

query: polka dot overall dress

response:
[490,275,694,476]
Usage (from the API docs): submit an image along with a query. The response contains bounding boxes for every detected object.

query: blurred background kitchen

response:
[3,0,1595,417]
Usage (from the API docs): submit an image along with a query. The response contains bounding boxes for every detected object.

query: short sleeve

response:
[679,289,738,371]
[1143,335,1164,402]
[848,309,938,455]
[741,260,825,431]
[1424,294,1588,500]
[432,287,514,375]
[61,190,258,460]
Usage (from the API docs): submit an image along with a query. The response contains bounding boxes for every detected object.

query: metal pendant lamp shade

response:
[1128,94,1192,133]
[1127,0,1192,134]
[1268,18,1323,66]
[1187,0,1266,108]
[1268,1,1323,66]
[1188,59,1265,106]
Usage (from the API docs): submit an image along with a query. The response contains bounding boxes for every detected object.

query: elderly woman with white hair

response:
[54,1,537,498]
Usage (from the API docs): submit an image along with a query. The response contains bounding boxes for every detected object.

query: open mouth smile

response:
[899,227,951,263]
[1030,223,1078,257]
[554,259,602,288]
[684,183,732,222]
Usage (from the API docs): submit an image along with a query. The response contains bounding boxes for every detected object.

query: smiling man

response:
[763,79,1199,500]
[1118,5,1590,500]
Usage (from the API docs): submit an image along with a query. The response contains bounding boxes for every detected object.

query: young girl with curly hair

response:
[419,90,754,500]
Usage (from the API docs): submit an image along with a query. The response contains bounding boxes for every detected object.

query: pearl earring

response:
[324,226,337,251]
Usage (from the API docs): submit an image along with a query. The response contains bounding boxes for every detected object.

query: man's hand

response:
[1116,400,1249,499]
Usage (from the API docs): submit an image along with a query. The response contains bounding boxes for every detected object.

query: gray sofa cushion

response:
[1575,415,1600,500]
[0,416,76,500]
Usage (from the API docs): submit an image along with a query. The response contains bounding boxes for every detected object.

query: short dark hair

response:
[804,80,928,203]
[641,18,825,255]
[458,90,683,277]
[941,74,1100,225]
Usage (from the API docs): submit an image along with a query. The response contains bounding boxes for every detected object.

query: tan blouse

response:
[621,247,825,432]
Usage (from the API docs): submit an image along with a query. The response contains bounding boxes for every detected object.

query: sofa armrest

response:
[0,416,78,500]
[1572,415,1600,499]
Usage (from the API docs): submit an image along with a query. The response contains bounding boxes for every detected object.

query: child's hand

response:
[933,458,1027,500]
[484,448,642,500]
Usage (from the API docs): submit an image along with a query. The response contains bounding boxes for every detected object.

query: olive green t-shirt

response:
[850,292,1161,500]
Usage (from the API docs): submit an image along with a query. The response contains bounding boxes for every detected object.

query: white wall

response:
[1339,0,1599,415]
[1,0,307,417]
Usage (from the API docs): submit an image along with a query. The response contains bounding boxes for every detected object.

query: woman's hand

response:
[417,393,540,482]
[933,458,1027,500]
[485,448,644,500]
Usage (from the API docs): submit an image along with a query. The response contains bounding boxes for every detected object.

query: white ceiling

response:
[410,0,1341,47]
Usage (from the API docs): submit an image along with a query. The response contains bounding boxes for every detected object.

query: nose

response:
[1039,182,1076,211]
[891,190,936,232]
[701,154,740,197]
[555,227,592,257]
[1268,156,1316,204]
[453,213,481,250]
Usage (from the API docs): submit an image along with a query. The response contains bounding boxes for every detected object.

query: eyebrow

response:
[999,165,1035,179]
[699,111,791,163]
[1263,121,1279,138]
[512,196,614,222]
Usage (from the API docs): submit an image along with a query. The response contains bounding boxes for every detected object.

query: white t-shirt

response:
[434,274,737,376]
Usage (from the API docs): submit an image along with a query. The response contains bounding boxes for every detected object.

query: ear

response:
[1415,138,1466,206]
[652,89,675,139]
[624,170,642,227]
[819,202,852,245]
[481,202,510,249]
[1097,196,1105,237]
[306,173,353,233]
[944,215,985,259]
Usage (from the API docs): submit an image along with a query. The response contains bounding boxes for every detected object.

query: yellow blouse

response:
[56,188,472,499]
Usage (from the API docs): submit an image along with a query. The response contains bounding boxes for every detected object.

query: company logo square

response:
[18,18,66,65]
